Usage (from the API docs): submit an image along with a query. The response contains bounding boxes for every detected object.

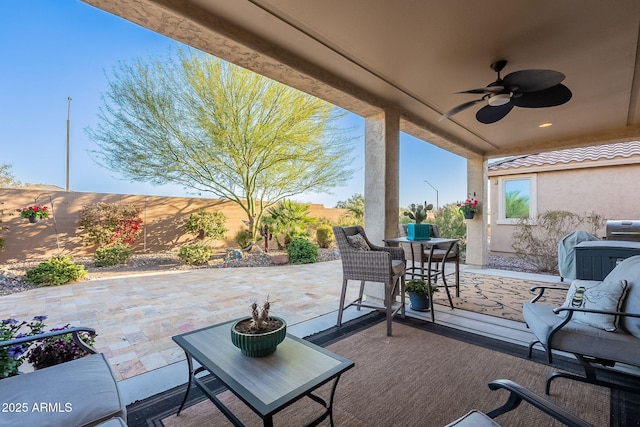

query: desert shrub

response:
[178,244,212,265]
[184,210,227,240]
[25,255,87,286]
[433,204,468,252]
[511,210,582,273]
[316,224,334,248]
[234,230,253,249]
[77,202,143,247]
[93,245,132,267]
[288,238,318,264]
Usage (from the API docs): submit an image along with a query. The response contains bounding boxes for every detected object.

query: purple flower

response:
[32,316,47,322]
[3,318,18,325]
[7,345,25,359]
[15,333,27,339]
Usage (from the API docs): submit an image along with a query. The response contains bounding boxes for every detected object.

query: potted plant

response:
[457,198,479,219]
[19,205,49,223]
[230,298,286,357]
[403,202,433,240]
[405,279,439,311]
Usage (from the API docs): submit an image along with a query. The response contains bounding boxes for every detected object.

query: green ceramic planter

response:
[230,316,287,357]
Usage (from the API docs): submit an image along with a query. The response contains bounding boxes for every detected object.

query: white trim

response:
[496,174,537,224]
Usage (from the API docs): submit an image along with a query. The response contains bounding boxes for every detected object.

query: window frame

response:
[496,174,537,224]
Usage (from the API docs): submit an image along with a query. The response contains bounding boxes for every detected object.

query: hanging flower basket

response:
[19,205,49,222]
[457,198,479,220]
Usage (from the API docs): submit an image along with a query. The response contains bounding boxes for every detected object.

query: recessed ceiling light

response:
[538,122,553,128]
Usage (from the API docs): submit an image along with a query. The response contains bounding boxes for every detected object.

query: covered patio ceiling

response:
[85,0,640,160]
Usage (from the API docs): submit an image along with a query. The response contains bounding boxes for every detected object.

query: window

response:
[496,175,537,224]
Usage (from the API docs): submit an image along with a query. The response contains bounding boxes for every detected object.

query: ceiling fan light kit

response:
[440,60,572,124]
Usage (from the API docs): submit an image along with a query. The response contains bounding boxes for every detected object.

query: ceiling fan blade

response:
[456,86,504,95]
[476,103,514,124]
[510,84,572,108]
[439,98,485,121]
[503,69,565,92]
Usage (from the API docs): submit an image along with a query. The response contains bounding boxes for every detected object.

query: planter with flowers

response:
[457,198,479,220]
[19,205,49,223]
[0,316,95,379]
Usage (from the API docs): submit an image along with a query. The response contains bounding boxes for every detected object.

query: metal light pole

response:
[66,97,72,191]
[424,179,439,210]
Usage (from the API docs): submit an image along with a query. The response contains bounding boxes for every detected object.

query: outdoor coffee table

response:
[172,319,354,427]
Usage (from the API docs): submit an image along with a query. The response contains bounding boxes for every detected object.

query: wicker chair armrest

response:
[370,244,405,261]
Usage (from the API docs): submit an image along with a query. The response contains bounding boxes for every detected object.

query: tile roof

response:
[488,141,640,171]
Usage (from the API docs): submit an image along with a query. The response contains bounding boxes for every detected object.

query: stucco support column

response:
[364,110,400,245]
[362,110,400,305]
[466,158,489,267]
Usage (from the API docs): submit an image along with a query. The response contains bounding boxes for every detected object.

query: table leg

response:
[426,244,436,323]
[440,241,455,309]
[177,352,194,415]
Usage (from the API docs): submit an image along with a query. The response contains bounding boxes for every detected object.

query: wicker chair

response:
[333,226,406,336]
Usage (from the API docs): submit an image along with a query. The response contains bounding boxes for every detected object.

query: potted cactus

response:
[230,298,286,357]
[403,202,433,240]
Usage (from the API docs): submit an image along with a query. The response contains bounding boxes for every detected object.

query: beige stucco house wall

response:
[488,142,640,255]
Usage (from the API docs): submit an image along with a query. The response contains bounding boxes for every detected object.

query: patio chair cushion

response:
[559,278,628,331]
[346,233,371,251]
[523,301,640,366]
[0,353,126,427]
[392,259,405,275]
[445,410,500,427]
[605,255,640,337]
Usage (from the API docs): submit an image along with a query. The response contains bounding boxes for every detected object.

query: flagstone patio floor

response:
[0,259,574,404]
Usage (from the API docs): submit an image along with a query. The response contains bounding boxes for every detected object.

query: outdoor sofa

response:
[0,327,127,427]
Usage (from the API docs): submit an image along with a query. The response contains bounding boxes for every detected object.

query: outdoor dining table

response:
[384,236,459,322]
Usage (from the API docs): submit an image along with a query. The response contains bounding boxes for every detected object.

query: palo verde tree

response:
[88,47,355,240]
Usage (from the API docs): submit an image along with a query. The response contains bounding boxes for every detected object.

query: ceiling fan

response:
[439,60,572,124]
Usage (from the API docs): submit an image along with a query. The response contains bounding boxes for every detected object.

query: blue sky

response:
[0,1,468,208]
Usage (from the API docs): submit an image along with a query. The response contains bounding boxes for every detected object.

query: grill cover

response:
[558,230,600,280]
[606,220,640,242]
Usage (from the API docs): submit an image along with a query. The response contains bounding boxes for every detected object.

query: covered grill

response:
[606,220,640,242]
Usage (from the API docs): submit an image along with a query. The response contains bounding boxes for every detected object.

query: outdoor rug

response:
[127,314,639,427]
[431,271,567,322]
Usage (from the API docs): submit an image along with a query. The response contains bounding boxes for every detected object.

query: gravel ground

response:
[0,249,539,297]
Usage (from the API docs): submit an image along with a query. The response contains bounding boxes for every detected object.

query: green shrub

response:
[287,238,318,264]
[234,230,253,249]
[93,245,132,267]
[25,255,87,286]
[184,210,227,240]
[316,224,334,249]
[178,245,212,265]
